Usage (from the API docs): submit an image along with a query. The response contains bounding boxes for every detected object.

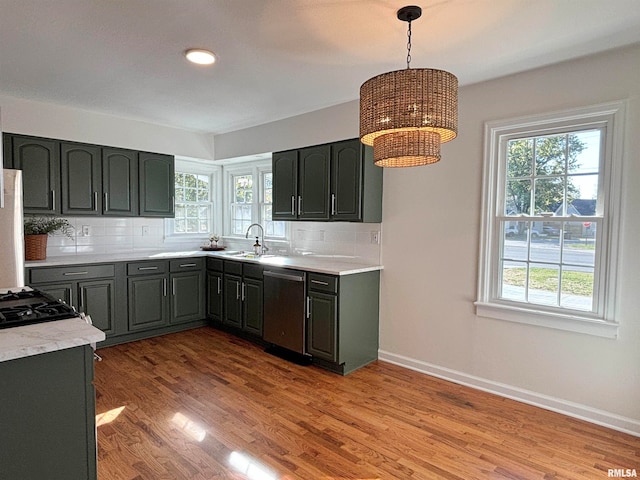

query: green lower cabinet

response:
[27,264,119,339]
[206,271,224,322]
[221,261,264,336]
[307,291,338,362]
[223,274,243,328]
[128,275,168,331]
[306,271,380,374]
[78,279,116,335]
[0,345,97,480]
[243,277,263,336]
[170,270,204,324]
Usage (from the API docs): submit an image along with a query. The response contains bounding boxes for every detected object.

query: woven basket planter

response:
[25,234,48,261]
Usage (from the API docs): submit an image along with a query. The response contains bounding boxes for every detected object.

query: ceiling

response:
[1,0,639,135]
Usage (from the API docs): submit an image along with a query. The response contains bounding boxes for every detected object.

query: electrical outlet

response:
[142,225,150,236]
[370,231,380,244]
[82,225,90,236]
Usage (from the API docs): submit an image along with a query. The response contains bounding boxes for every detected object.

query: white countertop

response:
[26,250,383,275]
[0,317,106,363]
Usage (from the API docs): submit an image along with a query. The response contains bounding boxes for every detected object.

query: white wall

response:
[214,44,640,434]
[0,95,214,160]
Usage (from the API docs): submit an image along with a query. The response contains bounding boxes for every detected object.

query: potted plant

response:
[24,216,74,261]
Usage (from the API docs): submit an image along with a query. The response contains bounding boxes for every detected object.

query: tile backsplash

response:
[46,217,382,263]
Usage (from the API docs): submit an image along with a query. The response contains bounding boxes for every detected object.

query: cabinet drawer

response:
[206,257,224,272]
[126,261,167,276]
[243,263,263,280]
[169,258,204,272]
[224,260,242,276]
[30,264,115,284]
[307,273,338,293]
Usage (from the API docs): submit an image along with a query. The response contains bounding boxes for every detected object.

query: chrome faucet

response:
[245,223,268,255]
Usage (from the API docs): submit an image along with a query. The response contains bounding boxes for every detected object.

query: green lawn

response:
[503,267,593,296]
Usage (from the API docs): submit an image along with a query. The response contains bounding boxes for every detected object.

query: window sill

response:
[475,301,618,339]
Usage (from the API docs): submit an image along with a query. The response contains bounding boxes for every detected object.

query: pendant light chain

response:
[406,19,412,69]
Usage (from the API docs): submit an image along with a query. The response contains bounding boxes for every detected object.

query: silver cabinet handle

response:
[79,287,84,310]
[306,296,311,319]
[331,193,336,215]
[163,278,167,296]
[241,282,246,301]
[291,195,295,216]
[264,270,304,282]
[311,279,329,286]
[51,190,56,210]
[217,276,221,295]
[179,263,197,268]
[138,266,158,271]
[236,281,240,300]
[298,195,302,215]
[94,192,98,211]
[63,271,89,276]
[104,192,109,212]
[172,278,176,296]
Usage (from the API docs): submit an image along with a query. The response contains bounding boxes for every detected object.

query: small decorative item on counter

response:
[253,236,261,255]
[201,233,225,251]
[23,216,74,261]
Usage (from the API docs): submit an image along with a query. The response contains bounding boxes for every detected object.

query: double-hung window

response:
[476,102,625,338]
[166,159,221,239]
[225,160,285,239]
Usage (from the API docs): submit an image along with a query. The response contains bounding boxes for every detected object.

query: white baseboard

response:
[378,349,640,437]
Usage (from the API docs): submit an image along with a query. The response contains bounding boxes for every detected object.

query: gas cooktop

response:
[0,288,79,330]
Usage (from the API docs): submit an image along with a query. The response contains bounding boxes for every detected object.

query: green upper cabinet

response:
[102,148,138,216]
[5,135,61,214]
[331,139,362,221]
[61,142,102,215]
[299,145,331,220]
[272,145,330,221]
[139,152,175,217]
[3,132,173,218]
[272,138,382,223]
[272,149,298,220]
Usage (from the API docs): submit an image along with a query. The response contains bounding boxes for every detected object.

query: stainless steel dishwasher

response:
[263,268,306,354]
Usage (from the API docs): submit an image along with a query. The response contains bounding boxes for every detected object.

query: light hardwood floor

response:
[94,327,639,479]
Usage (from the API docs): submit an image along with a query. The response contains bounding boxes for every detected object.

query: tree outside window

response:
[174,172,212,234]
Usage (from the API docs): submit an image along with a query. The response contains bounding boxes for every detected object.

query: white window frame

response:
[222,159,287,240]
[476,102,625,338]
[164,158,222,242]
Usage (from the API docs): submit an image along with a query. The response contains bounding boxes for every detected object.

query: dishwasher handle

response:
[263,270,304,282]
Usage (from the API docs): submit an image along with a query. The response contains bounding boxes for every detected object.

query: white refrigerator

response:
[0,169,25,289]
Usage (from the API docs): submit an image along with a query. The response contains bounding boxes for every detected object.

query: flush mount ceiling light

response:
[184,48,216,65]
[360,5,458,167]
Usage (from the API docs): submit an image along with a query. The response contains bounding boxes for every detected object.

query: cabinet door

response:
[170,271,204,324]
[223,274,242,328]
[307,291,338,362]
[0,346,97,480]
[127,275,168,330]
[61,142,102,215]
[331,139,362,221]
[272,149,298,220]
[78,279,116,336]
[207,271,223,322]
[9,135,60,214]
[139,152,174,217]
[32,282,74,306]
[299,145,330,220]
[242,277,263,335]
[102,148,138,216]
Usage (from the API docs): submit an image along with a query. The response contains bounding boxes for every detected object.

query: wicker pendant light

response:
[360,5,458,167]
